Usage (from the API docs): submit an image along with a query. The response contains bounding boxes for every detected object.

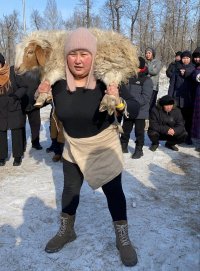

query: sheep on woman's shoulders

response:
[14,29,139,111]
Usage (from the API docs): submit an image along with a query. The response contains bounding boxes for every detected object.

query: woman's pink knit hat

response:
[65,27,97,92]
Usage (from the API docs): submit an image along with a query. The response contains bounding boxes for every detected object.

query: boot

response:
[52,154,62,162]
[121,142,128,153]
[45,213,76,253]
[131,146,143,159]
[165,142,179,151]
[185,137,193,145]
[114,220,138,266]
[32,137,43,150]
[46,138,57,153]
[149,144,159,152]
[0,159,6,166]
[13,157,22,166]
[34,93,48,108]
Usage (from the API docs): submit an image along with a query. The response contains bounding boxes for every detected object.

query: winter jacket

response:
[168,62,195,108]
[0,67,26,131]
[191,66,200,139]
[12,67,41,112]
[166,61,180,79]
[146,58,162,91]
[148,101,186,136]
[120,70,153,119]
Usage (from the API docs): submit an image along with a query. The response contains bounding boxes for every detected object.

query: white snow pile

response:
[0,68,199,271]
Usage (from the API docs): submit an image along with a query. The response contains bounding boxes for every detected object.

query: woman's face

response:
[67,50,93,79]
[0,63,2,68]
[145,51,153,60]
[194,57,200,64]
[181,57,190,65]
[175,55,181,62]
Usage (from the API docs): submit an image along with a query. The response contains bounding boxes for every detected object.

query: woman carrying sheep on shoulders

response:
[38,27,139,267]
[0,53,26,166]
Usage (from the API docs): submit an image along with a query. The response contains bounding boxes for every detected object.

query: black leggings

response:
[62,159,127,221]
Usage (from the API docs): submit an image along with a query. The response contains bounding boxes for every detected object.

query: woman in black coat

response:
[168,50,195,144]
[0,53,26,166]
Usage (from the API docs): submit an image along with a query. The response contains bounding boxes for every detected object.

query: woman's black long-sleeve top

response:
[52,80,140,138]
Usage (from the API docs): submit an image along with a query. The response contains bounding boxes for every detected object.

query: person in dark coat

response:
[120,57,153,159]
[0,53,26,166]
[148,95,187,151]
[168,50,195,144]
[166,51,182,79]
[14,69,43,151]
[191,47,200,142]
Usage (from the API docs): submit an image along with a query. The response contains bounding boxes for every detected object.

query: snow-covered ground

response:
[0,70,200,271]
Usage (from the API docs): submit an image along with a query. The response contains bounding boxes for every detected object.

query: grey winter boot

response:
[114,220,138,266]
[45,213,76,253]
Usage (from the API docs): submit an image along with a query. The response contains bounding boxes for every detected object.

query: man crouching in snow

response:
[148,95,188,151]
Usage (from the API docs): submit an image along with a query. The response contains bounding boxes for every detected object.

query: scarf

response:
[0,64,10,94]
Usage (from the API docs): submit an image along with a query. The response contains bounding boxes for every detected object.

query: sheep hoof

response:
[34,102,43,108]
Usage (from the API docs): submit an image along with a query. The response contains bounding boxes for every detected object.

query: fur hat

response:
[138,56,146,69]
[175,51,182,57]
[192,47,200,58]
[181,50,192,59]
[0,53,5,67]
[145,47,156,58]
[159,95,175,106]
[65,27,97,92]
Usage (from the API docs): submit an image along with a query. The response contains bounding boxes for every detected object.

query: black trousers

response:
[62,159,127,221]
[120,118,145,147]
[0,128,24,159]
[149,90,158,112]
[23,109,41,146]
[180,107,193,139]
[54,142,64,155]
[148,130,187,145]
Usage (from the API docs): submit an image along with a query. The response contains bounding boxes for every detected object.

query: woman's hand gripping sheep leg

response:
[34,80,52,108]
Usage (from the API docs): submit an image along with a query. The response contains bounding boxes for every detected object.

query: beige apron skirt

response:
[62,125,123,189]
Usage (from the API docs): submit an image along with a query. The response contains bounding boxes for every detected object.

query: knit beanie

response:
[192,47,200,58]
[65,27,97,92]
[159,95,174,106]
[138,56,146,69]
[175,51,182,57]
[145,47,156,58]
[181,50,192,59]
[0,53,5,67]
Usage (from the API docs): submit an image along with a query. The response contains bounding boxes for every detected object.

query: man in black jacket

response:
[166,51,182,79]
[148,95,187,151]
[120,57,153,159]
